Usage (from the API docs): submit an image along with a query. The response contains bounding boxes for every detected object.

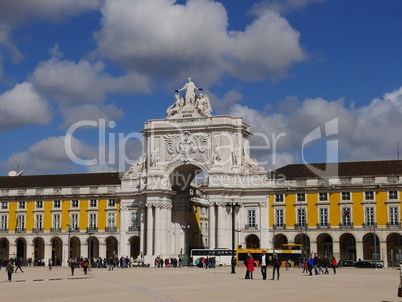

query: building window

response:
[18,201,25,209]
[89,213,97,229]
[389,207,399,225]
[108,199,116,207]
[275,194,284,203]
[318,193,328,202]
[275,209,284,227]
[1,215,7,230]
[247,210,256,226]
[35,215,43,230]
[36,200,43,209]
[131,212,138,226]
[341,192,351,201]
[54,200,61,208]
[108,213,116,228]
[296,193,305,202]
[365,191,374,200]
[16,215,25,230]
[53,214,61,230]
[389,191,398,200]
[71,214,79,230]
[319,208,329,225]
[89,199,97,208]
[365,207,375,225]
[297,208,306,226]
[71,200,79,208]
[1,202,8,210]
[342,207,351,225]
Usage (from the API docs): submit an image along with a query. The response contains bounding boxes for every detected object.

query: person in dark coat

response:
[5,261,14,282]
[271,253,281,280]
[245,253,255,279]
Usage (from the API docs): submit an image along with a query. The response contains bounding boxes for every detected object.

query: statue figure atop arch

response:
[168,77,213,118]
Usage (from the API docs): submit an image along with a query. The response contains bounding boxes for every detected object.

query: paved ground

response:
[0,265,401,302]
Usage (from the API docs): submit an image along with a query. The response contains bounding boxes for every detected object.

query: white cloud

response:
[94,0,307,86]
[250,0,328,15]
[0,82,51,130]
[1,135,98,174]
[30,46,151,105]
[59,103,124,131]
[230,87,402,168]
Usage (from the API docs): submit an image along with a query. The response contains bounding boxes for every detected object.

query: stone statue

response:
[166,93,184,118]
[212,145,221,164]
[176,77,201,106]
[150,148,160,167]
[195,93,213,117]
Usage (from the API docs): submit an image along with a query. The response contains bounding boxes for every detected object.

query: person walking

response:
[323,256,330,274]
[331,256,337,274]
[307,254,314,276]
[259,251,268,280]
[271,253,281,280]
[68,258,76,276]
[5,261,14,282]
[48,258,53,271]
[245,253,254,279]
[15,257,23,273]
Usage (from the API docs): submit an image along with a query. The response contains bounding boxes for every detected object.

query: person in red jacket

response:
[245,253,255,279]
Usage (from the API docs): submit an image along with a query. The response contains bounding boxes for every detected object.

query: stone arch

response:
[70,236,81,259]
[129,236,140,259]
[32,237,45,265]
[51,237,63,266]
[0,237,9,259]
[273,234,288,249]
[386,233,402,267]
[86,236,99,258]
[105,236,118,258]
[339,233,356,261]
[168,162,206,193]
[245,234,260,249]
[317,233,333,257]
[294,233,310,258]
[362,232,380,260]
[15,237,27,259]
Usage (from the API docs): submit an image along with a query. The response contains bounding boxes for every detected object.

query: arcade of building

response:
[0,80,401,267]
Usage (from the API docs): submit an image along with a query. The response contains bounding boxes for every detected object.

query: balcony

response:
[317,223,330,229]
[294,223,308,230]
[33,228,44,233]
[50,227,62,233]
[362,222,377,228]
[386,222,401,228]
[128,225,140,232]
[0,228,8,233]
[105,227,117,232]
[245,224,259,230]
[339,223,354,229]
[272,224,285,230]
[15,228,26,233]
[69,227,80,232]
[86,227,98,233]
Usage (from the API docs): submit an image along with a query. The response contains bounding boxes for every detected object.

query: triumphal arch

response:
[120,78,269,262]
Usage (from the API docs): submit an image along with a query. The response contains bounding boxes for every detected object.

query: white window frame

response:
[107,213,116,228]
[35,214,43,229]
[296,193,305,202]
[389,206,399,225]
[342,207,352,225]
[18,201,25,209]
[0,215,7,230]
[36,200,43,209]
[297,208,306,226]
[71,214,79,230]
[17,215,25,230]
[71,200,79,208]
[89,199,97,208]
[53,214,61,229]
[1,202,8,210]
[275,194,284,203]
[341,192,351,201]
[318,193,328,202]
[108,199,116,207]
[275,209,284,227]
[365,191,375,201]
[389,191,398,200]
[365,206,375,225]
[319,208,329,225]
[54,200,61,209]
[247,209,256,226]
[89,213,97,229]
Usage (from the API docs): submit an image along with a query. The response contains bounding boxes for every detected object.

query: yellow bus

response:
[237,244,302,267]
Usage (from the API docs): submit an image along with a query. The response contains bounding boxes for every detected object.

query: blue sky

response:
[1,0,402,175]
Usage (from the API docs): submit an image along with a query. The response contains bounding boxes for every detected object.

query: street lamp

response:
[181,223,191,266]
[66,224,71,260]
[226,199,240,274]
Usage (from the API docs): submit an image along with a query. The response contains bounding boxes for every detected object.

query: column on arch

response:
[208,202,216,249]
[139,203,145,257]
[146,203,154,256]
[154,205,161,256]
[216,202,226,248]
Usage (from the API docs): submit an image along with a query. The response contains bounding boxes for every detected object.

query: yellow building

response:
[269,160,402,267]
[0,172,126,265]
